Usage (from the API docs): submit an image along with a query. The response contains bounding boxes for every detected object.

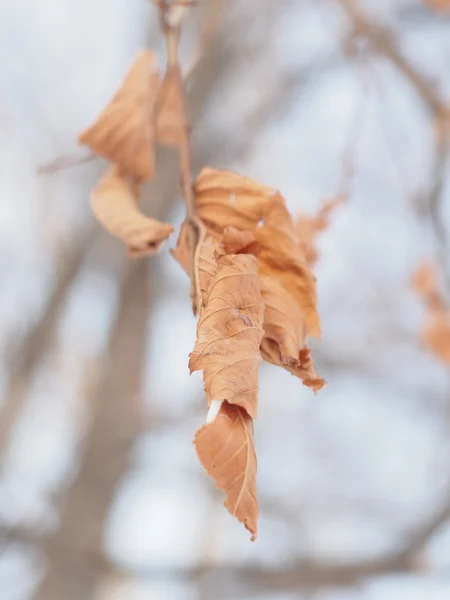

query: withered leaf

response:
[411,263,444,310]
[91,167,173,257]
[79,50,160,181]
[412,263,450,365]
[221,227,261,256]
[194,401,258,541]
[155,65,189,147]
[427,0,450,13]
[296,196,344,266]
[422,312,450,365]
[256,204,320,338]
[194,168,320,337]
[260,275,325,392]
[189,235,264,419]
[195,167,282,233]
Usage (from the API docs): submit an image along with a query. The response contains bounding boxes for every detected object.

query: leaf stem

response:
[158,0,204,313]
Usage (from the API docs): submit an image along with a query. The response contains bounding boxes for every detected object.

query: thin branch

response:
[335,0,448,116]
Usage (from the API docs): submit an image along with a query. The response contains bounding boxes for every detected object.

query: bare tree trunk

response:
[0,229,94,458]
[34,259,149,600]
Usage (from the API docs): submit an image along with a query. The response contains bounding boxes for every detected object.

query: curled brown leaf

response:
[91,167,173,257]
[260,276,325,392]
[411,263,444,311]
[422,312,450,365]
[79,50,160,181]
[194,401,258,541]
[189,239,264,419]
[194,168,321,337]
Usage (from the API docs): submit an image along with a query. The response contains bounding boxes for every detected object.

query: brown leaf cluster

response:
[77,45,329,540]
[78,50,188,255]
[192,168,325,390]
[412,263,450,365]
[171,171,328,539]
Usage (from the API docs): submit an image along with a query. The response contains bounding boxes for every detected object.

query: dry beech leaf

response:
[79,50,160,181]
[296,196,344,266]
[195,167,282,232]
[189,233,264,419]
[155,65,189,147]
[422,312,450,365]
[194,168,320,337]
[427,0,450,12]
[411,263,444,310]
[91,167,173,257]
[255,204,320,338]
[194,401,258,541]
[412,263,450,365]
[260,275,325,392]
[221,227,261,256]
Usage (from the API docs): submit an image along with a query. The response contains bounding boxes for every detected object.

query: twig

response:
[335,0,448,116]
[37,152,97,175]
[157,0,205,314]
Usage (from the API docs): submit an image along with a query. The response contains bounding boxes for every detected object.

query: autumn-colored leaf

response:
[155,65,189,147]
[221,227,261,256]
[91,167,173,257]
[79,50,160,181]
[422,312,450,365]
[189,236,264,419]
[195,167,282,233]
[412,263,450,365]
[189,228,264,538]
[411,263,444,310]
[296,196,344,266]
[260,275,325,392]
[255,203,320,337]
[426,0,450,13]
[194,168,320,337]
[194,401,258,541]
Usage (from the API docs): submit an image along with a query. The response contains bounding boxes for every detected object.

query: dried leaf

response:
[411,263,444,310]
[194,168,320,337]
[221,227,261,256]
[427,0,450,13]
[79,50,160,180]
[91,167,173,257]
[260,275,325,392]
[189,237,264,419]
[155,66,189,147]
[194,401,258,541]
[195,167,281,233]
[256,205,320,338]
[423,312,450,365]
[296,196,344,266]
[412,262,450,365]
